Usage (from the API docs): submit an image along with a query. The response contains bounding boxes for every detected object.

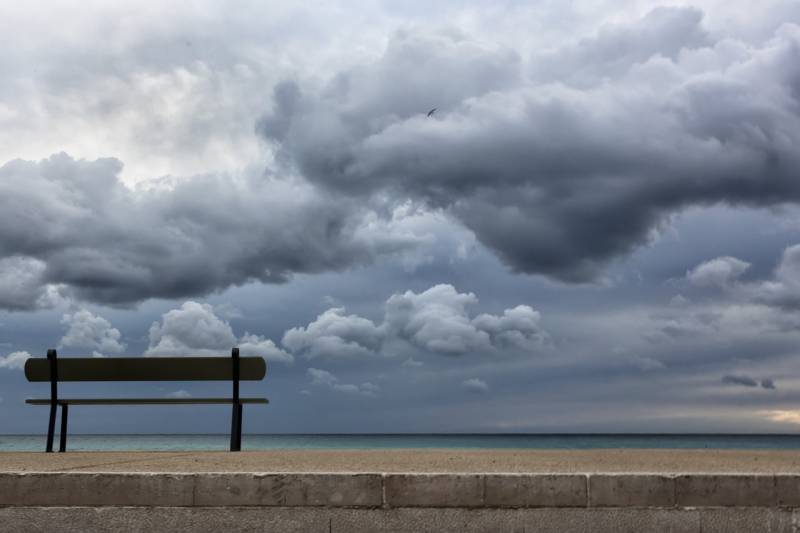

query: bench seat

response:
[26,397,268,405]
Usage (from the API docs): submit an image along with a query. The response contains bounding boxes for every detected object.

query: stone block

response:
[774,475,800,507]
[589,474,675,507]
[484,474,586,507]
[0,473,193,506]
[675,475,775,507]
[193,473,382,507]
[384,474,484,508]
[700,507,793,533]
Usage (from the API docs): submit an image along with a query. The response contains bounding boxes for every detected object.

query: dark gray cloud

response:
[260,8,800,282]
[0,153,420,308]
[722,374,777,390]
[722,374,758,387]
[0,256,63,310]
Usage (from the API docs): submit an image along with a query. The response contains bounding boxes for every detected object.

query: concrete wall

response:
[1,472,798,532]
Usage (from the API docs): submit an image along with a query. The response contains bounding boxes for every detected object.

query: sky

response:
[2,0,800,434]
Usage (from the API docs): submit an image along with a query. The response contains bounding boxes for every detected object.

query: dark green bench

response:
[24,348,267,452]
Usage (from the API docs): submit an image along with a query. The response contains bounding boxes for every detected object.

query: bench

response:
[24,348,267,452]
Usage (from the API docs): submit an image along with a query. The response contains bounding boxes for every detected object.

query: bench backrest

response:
[25,355,267,382]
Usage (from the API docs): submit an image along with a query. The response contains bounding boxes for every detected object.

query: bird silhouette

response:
[426,108,437,117]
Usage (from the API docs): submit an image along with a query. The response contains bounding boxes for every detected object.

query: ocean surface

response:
[3,434,800,452]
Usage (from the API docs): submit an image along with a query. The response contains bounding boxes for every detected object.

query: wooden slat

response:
[24,356,266,382]
[25,397,269,405]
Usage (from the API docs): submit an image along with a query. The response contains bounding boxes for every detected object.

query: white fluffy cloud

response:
[686,244,800,309]
[462,377,489,393]
[238,333,294,364]
[0,351,31,370]
[307,367,379,396]
[385,285,491,355]
[747,245,800,309]
[59,309,125,355]
[283,308,383,359]
[383,285,548,356]
[472,305,546,351]
[146,301,292,362]
[147,301,236,355]
[687,256,751,288]
[284,284,548,359]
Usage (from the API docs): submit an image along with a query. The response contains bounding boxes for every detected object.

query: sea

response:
[3,434,800,452]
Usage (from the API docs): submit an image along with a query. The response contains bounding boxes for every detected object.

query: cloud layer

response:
[2,5,800,312]
[261,8,800,282]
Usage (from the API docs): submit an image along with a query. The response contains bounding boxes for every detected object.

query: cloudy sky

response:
[2,0,800,434]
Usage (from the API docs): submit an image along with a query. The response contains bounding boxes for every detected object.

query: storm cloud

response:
[260,7,800,282]
[0,153,420,308]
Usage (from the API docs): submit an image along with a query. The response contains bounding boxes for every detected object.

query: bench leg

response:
[59,404,69,453]
[230,402,242,452]
[236,403,243,451]
[46,402,57,453]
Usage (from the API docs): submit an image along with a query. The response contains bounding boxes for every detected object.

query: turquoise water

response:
[3,434,800,451]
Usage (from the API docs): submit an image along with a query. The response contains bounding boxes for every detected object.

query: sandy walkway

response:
[3,449,800,473]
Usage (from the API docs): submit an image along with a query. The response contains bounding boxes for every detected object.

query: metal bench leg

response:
[229,402,242,452]
[236,403,243,451]
[46,402,57,453]
[59,404,69,453]
[230,402,241,452]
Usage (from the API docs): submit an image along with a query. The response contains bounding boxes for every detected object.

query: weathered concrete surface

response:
[3,453,800,532]
[3,472,800,509]
[0,507,795,533]
[5,449,800,473]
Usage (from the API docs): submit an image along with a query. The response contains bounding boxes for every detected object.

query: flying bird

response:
[426,108,437,117]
